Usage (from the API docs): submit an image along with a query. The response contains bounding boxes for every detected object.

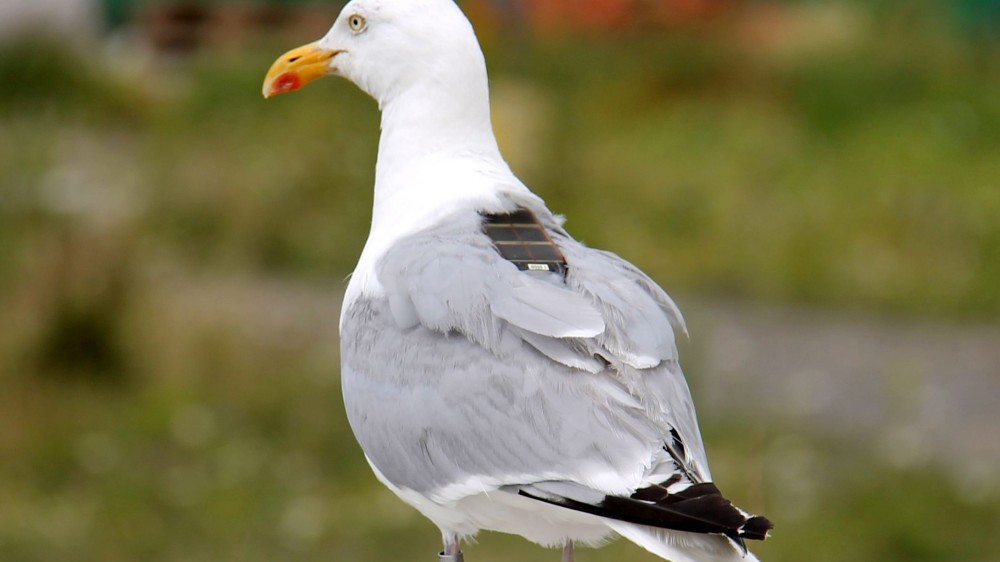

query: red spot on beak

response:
[274,73,302,94]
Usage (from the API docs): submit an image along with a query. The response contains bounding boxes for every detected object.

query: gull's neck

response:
[369,76,516,243]
[345,74,527,307]
[375,79,499,180]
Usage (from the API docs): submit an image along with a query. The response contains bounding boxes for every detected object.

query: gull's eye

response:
[348,14,367,33]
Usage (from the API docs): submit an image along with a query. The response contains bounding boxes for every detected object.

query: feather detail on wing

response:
[378,224,604,353]
[376,201,683,376]
[374,201,711,476]
[491,279,605,338]
[360,200,772,553]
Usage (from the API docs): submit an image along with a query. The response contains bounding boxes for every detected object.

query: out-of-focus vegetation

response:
[1,1,999,561]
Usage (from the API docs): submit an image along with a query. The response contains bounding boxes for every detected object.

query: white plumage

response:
[262,1,772,560]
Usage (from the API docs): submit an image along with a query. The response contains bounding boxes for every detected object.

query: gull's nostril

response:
[288,56,301,63]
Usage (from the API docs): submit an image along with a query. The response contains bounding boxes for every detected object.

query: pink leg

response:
[562,540,575,562]
[440,533,463,561]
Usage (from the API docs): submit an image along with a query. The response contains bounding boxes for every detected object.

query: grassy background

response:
[1,1,999,560]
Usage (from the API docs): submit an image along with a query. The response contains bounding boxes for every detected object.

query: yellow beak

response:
[262,42,341,98]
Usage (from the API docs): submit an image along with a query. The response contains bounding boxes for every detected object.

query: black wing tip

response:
[631,480,774,540]
[522,480,774,542]
[739,515,774,541]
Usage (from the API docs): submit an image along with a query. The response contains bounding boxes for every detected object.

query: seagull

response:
[262,1,773,561]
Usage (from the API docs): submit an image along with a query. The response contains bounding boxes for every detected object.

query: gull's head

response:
[262,0,487,105]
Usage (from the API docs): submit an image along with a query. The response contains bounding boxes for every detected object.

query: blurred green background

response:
[2,0,999,561]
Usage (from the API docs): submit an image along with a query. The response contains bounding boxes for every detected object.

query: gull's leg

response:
[439,532,464,562]
[562,540,574,562]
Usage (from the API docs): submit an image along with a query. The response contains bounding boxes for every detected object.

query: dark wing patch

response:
[483,209,567,277]
[519,480,773,545]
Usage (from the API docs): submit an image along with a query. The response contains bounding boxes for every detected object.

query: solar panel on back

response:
[482,209,567,277]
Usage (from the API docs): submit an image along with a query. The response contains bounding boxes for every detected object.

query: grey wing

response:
[341,294,669,502]
[558,238,711,482]
[340,209,708,504]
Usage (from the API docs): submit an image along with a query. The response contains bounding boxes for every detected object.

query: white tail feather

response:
[606,521,761,562]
